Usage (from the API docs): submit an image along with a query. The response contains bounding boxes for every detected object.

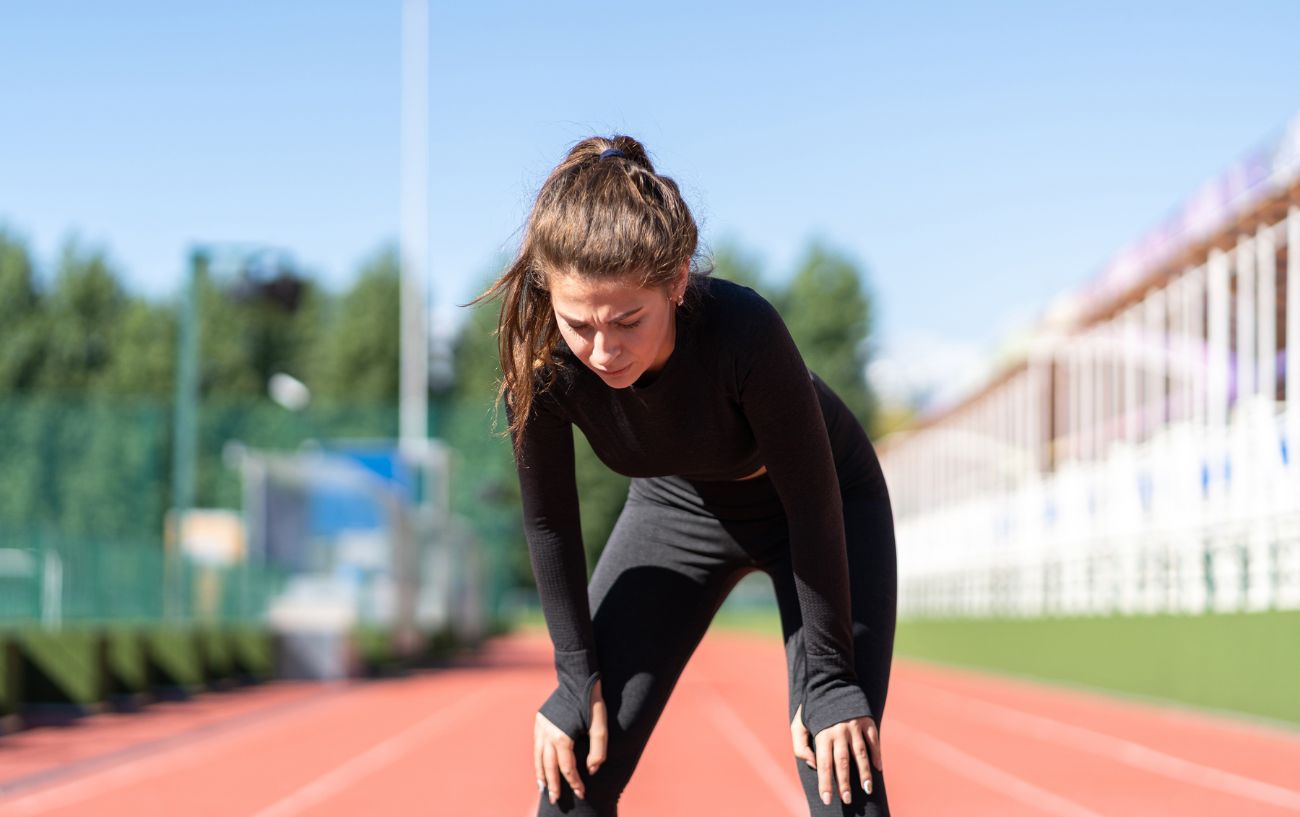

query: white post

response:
[1185,262,1211,614]
[399,0,430,456]
[1256,224,1277,404]
[1146,288,1167,436]
[1207,250,1231,453]
[1124,306,1141,444]
[1289,208,1300,460]
[1107,318,1121,451]
[1236,235,1257,402]
[1282,210,1300,609]
[1211,246,1239,611]
[1168,277,1186,423]
[1082,332,1096,463]
[1188,266,1206,429]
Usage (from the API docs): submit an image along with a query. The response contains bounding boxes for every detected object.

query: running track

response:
[2,627,1299,816]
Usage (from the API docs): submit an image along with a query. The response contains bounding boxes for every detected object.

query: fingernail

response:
[865,779,873,795]
[820,792,830,806]
[576,789,585,800]
[537,780,545,792]
[842,790,851,804]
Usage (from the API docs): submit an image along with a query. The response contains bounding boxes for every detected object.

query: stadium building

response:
[880,113,1300,621]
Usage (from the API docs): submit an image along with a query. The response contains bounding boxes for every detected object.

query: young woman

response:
[475,135,897,816]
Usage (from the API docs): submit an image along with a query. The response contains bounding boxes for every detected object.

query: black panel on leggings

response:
[513,275,873,739]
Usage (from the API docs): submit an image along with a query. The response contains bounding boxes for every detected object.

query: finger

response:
[816,733,834,807]
[834,733,853,804]
[557,740,585,800]
[533,730,546,794]
[587,700,608,775]
[867,720,884,772]
[791,722,816,769]
[587,722,607,775]
[542,742,561,805]
[851,723,874,797]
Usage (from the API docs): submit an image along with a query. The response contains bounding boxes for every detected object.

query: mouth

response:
[595,362,631,377]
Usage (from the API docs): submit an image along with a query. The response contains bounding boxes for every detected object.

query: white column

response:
[1082,332,1096,462]
[1029,353,1040,476]
[1181,265,1209,613]
[1207,247,1234,611]
[1236,234,1257,402]
[1168,277,1186,423]
[1282,210,1300,609]
[1112,317,1123,447]
[1188,266,1206,429]
[1146,288,1167,435]
[1066,343,1076,463]
[1124,306,1141,443]
[1257,223,1277,404]
[1289,209,1300,444]
[1207,249,1231,437]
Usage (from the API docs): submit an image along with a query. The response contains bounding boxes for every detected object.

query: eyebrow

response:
[557,306,644,325]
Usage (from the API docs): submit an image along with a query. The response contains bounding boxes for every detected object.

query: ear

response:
[676,259,690,296]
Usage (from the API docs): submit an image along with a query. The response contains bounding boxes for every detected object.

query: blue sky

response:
[4,1,1300,407]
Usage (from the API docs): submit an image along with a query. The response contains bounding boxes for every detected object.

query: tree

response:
[0,228,43,393]
[100,300,176,397]
[35,237,127,394]
[777,240,879,434]
[311,244,400,403]
[708,238,770,296]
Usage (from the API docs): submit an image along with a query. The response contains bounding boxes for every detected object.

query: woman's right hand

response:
[535,678,607,804]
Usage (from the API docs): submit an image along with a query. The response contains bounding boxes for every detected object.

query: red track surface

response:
[2,628,1298,816]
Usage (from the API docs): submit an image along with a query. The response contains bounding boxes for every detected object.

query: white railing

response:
[893,398,1300,619]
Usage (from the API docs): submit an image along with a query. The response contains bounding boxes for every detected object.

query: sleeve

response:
[736,296,873,737]
[509,392,602,741]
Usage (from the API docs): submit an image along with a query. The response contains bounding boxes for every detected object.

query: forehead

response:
[549,273,655,317]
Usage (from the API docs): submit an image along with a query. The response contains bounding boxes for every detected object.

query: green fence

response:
[0,395,521,628]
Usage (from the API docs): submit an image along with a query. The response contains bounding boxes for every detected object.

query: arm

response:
[510,393,601,741]
[736,297,872,738]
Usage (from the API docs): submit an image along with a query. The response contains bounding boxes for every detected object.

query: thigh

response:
[766,481,898,816]
[541,491,750,814]
[766,482,897,720]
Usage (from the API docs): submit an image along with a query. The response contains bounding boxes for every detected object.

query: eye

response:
[618,320,642,329]
[568,322,589,332]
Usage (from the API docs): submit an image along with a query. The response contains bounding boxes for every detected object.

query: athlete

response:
[473,134,898,816]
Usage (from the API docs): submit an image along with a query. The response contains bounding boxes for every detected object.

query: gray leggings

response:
[536,452,898,816]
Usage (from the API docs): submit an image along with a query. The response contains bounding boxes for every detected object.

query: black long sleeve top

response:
[513,275,873,740]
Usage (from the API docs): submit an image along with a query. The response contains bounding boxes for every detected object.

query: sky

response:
[4,1,1300,411]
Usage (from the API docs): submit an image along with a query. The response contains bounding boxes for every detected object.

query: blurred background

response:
[3,0,1300,801]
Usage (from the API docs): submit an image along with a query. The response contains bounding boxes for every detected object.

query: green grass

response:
[895,610,1300,728]
[508,605,1300,728]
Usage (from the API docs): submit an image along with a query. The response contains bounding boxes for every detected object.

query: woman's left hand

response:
[791,704,882,805]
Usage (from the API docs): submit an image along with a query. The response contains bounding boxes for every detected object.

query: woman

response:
[474,135,897,816]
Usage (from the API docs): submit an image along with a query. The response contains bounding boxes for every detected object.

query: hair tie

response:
[598,147,625,161]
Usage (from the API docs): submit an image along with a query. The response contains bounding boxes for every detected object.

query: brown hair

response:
[469,134,703,455]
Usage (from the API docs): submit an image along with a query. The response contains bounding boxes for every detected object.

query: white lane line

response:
[910,680,1300,812]
[248,685,497,817]
[1,684,360,815]
[888,718,1108,817]
[0,685,354,797]
[699,684,808,817]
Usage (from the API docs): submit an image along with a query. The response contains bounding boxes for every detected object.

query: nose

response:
[589,330,621,369]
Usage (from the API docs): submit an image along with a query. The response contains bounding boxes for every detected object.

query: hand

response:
[791,704,882,805]
[534,678,607,804]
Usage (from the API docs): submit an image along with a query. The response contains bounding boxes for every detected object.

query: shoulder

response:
[686,275,793,396]
[688,275,785,346]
